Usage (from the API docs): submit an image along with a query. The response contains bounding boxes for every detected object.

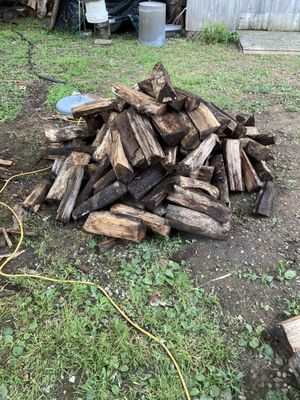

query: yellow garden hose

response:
[0,167,191,400]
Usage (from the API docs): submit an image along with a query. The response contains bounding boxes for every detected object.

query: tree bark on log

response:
[210,154,230,204]
[23,179,52,213]
[45,126,91,142]
[151,62,177,103]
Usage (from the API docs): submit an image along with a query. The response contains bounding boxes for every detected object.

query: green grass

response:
[1,19,300,122]
[0,220,243,399]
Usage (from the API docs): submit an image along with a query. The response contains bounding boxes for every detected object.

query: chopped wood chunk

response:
[151,110,186,146]
[241,149,263,192]
[72,181,127,220]
[224,139,243,192]
[142,175,174,210]
[174,176,219,199]
[128,164,169,201]
[178,111,200,150]
[110,204,171,237]
[277,315,300,355]
[162,147,177,172]
[246,127,276,145]
[166,205,231,240]
[72,98,116,118]
[180,133,219,172]
[187,104,221,140]
[45,126,91,142]
[93,169,116,193]
[113,85,167,115]
[109,129,133,182]
[168,185,232,224]
[137,78,155,98]
[236,113,255,127]
[83,211,146,242]
[253,181,275,217]
[126,108,165,165]
[151,62,177,103]
[174,87,201,111]
[252,160,274,182]
[240,138,272,161]
[23,179,52,213]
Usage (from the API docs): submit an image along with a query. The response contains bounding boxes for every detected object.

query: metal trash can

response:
[139,2,166,46]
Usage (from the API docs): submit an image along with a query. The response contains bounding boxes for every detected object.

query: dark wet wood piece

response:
[72,181,127,220]
[137,78,155,98]
[240,138,272,161]
[252,160,274,181]
[246,127,276,145]
[174,87,201,111]
[166,205,231,240]
[210,154,230,204]
[83,211,146,242]
[178,111,200,150]
[162,147,177,172]
[142,175,174,210]
[128,164,169,202]
[236,113,255,127]
[93,169,116,193]
[253,181,275,217]
[175,165,215,182]
[151,110,186,146]
[151,62,177,103]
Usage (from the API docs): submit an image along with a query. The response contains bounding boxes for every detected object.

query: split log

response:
[142,175,174,210]
[46,152,91,202]
[229,122,247,139]
[85,115,104,136]
[210,154,230,204]
[170,90,186,111]
[0,159,13,167]
[72,181,127,220]
[151,110,186,146]
[44,126,91,142]
[174,87,201,111]
[289,353,300,388]
[180,134,219,172]
[174,176,219,199]
[113,112,146,168]
[175,164,215,182]
[252,160,274,182]
[72,98,116,118]
[110,204,171,237]
[224,139,243,192]
[93,128,112,162]
[127,164,169,201]
[52,157,66,176]
[168,185,232,224]
[113,85,167,115]
[126,108,165,165]
[162,147,177,172]
[240,138,272,161]
[241,150,263,192]
[245,127,276,145]
[151,62,177,103]
[75,156,110,206]
[56,167,85,223]
[45,146,96,157]
[166,205,231,240]
[137,79,155,98]
[23,179,52,212]
[93,169,116,193]
[277,315,300,355]
[178,111,200,150]
[96,238,124,254]
[236,113,255,127]
[83,211,146,242]
[253,181,275,217]
[187,104,221,140]
[109,129,133,182]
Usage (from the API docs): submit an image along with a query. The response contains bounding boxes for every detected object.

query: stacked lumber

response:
[26,62,276,243]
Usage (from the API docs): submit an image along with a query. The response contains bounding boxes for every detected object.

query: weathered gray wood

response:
[126,108,165,165]
[174,175,219,198]
[93,169,116,193]
[45,126,91,142]
[253,181,275,217]
[151,62,177,103]
[128,164,169,201]
[113,85,167,115]
[23,179,52,213]
[246,127,276,145]
[239,31,300,55]
[277,315,300,355]
[83,211,146,242]
[162,147,178,172]
[168,185,232,224]
[72,98,116,118]
[179,111,200,150]
[110,204,171,237]
[224,139,243,192]
[180,134,219,172]
[142,175,174,210]
[46,152,91,202]
[175,164,215,182]
[166,204,231,240]
[72,181,127,220]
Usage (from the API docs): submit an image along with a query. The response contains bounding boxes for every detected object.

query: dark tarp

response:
[55,0,141,32]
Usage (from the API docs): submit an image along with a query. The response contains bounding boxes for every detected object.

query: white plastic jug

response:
[85,0,108,24]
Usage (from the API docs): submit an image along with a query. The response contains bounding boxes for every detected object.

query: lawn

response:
[0,18,300,400]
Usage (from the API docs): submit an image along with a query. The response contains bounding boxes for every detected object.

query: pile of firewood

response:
[24,62,276,243]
